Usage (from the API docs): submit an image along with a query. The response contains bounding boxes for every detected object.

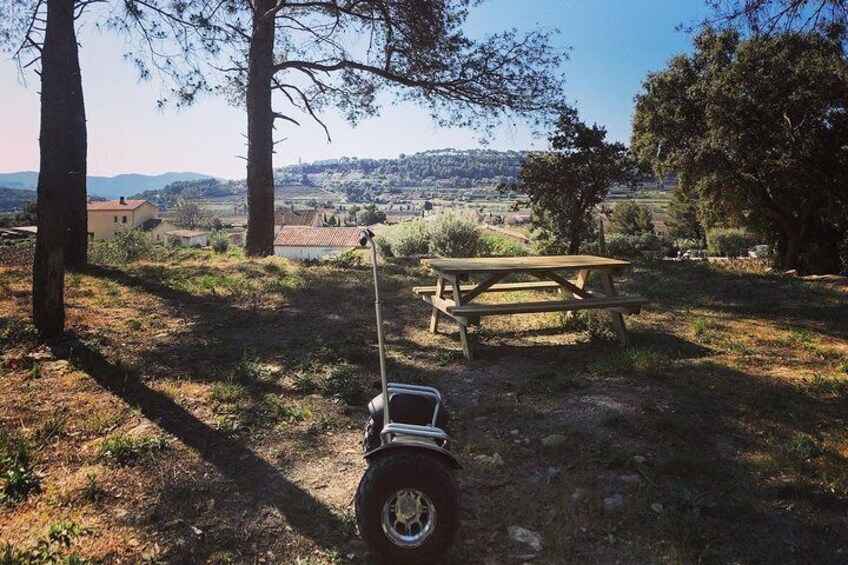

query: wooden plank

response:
[422,254,630,274]
[451,279,473,361]
[450,296,647,317]
[413,280,563,295]
[530,270,590,299]
[459,271,509,303]
[600,273,629,346]
[429,277,446,334]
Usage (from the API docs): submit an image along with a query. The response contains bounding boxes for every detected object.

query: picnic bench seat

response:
[449,295,648,318]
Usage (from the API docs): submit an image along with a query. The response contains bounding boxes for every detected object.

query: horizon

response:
[0,0,707,180]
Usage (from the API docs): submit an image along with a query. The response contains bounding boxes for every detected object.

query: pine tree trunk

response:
[33,0,78,338]
[64,21,88,270]
[244,0,276,257]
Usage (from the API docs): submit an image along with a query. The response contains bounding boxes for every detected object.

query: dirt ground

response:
[1,250,847,564]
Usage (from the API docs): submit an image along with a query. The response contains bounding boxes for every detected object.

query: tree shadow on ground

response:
[67,335,353,561]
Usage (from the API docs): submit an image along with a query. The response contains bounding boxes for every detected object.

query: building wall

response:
[147,220,176,244]
[274,245,349,260]
[88,202,159,240]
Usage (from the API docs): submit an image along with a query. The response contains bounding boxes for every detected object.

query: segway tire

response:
[355,450,459,564]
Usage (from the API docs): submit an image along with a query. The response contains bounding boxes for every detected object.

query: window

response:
[114,216,118,223]
[122,216,128,224]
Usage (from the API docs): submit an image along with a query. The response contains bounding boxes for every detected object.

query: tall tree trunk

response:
[244,0,276,257]
[33,0,78,338]
[64,23,88,270]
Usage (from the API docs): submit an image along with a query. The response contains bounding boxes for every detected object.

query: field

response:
[1,251,847,563]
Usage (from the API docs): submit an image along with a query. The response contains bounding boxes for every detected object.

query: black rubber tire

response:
[363,416,380,453]
[355,450,459,565]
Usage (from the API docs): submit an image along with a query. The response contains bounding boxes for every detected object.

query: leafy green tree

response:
[632,29,848,271]
[356,205,386,226]
[512,107,633,254]
[666,182,705,243]
[610,201,655,236]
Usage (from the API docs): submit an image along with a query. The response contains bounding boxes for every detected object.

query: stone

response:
[545,467,562,484]
[507,526,542,552]
[651,503,664,514]
[571,488,583,501]
[632,455,646,465]
[604,494,624,511]
[541,434,567,448]
[620,474,643,484]
[510,429,519,436]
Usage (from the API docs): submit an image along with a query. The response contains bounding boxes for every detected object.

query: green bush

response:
[427,212,481,258]
[324,249,362,268]
[479,233,529,257]
[110,228,152,262]
[605,233,664,257]
[706,228,757,258]
[376,219,430,258]
[210,231,230,253]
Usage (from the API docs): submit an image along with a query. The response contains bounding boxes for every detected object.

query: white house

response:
[167,229,208,248]
[273,227,362,260]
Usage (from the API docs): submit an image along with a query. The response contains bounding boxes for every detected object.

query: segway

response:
[354,229,461,564]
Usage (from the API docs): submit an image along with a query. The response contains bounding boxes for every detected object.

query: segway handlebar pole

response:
[360,229,390,428]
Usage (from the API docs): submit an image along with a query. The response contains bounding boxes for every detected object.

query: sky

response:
[0,0,708,180]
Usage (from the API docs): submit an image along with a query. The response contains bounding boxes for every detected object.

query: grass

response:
[1,249,846,562]
[0,431,41,505]
[587,347,671,378]
[95,434,166,467]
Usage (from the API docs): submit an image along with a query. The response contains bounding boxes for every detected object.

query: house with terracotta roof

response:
[274,208,323,228]
[87,197,161,240]
[273,226,362,260]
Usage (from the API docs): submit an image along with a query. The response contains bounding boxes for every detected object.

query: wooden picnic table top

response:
[421,254,631,274]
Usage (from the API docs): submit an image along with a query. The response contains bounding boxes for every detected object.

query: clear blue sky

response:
[0,0,708,179]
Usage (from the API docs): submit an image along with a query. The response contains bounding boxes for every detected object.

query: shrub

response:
[325,249,362,268]
[0,431,41,505]
[428,212,481,258]
[210,231,230,253]
[110,228,152,262]
[706,228,757,258]
[376,219,430,258]
[605,233,664,257]
[479,233,529,257]
[165,233,183,248]
[1,520,92,564]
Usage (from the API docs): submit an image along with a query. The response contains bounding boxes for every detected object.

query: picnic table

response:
[413,255,647,360]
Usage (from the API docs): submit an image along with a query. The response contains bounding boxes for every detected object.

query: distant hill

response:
[132,149,530,206]
[0,186,37,213]
[0,171,214,199]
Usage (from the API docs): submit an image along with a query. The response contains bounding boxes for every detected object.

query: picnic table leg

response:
[600,273,630,346]
[429,277,445,334]
[451,279,473,360]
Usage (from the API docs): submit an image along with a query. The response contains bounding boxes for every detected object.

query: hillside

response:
[0,186,36,213]
[130,149,526,205]
[0,171,213,199]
